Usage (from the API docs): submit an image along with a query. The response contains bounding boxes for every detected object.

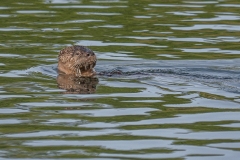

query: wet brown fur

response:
[58,45,97,77]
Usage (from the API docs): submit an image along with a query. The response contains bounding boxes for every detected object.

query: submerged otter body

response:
[58,45,97,77]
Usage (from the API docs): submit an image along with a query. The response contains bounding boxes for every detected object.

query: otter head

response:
[58,45,97,77]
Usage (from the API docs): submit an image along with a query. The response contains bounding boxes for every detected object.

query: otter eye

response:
[87,54,90,56]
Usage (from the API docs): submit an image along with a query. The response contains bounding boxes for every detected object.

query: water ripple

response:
[172,24,240,31]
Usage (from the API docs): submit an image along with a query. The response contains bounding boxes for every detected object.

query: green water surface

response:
[0,0,240,159]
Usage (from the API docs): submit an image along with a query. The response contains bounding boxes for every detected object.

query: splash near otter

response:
[58,45,97,77]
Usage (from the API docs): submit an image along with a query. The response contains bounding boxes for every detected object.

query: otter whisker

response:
[79,63,82,68]
[76,67,81,75]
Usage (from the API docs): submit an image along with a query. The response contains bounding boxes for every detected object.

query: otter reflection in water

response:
[57,45,98,94]
[57,74,98,94]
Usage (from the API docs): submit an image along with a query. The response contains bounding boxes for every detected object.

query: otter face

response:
[58,45,97,77]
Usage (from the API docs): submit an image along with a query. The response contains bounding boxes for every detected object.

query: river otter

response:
[58,45,97,77]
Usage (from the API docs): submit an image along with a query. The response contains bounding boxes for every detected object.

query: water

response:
[0,0,240,159]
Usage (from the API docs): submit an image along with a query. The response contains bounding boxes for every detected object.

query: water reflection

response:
[57,74,99,94]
